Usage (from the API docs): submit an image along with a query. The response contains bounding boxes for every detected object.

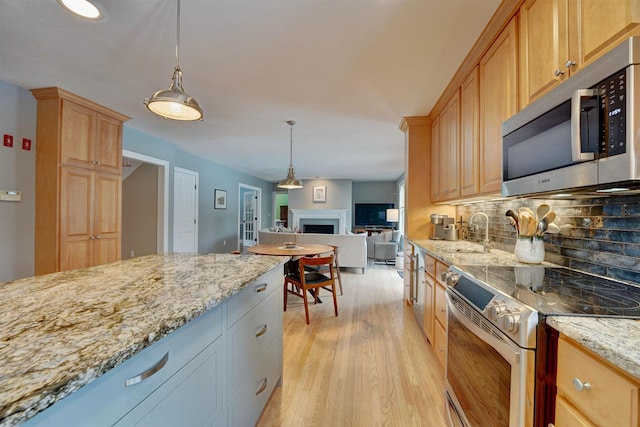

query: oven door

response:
[445,290,534,427]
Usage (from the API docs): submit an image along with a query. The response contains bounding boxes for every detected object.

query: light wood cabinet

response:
[423,253,448,372]
[554,335,640,427]
[423,254,436,344]
[433,91,460,202]
[460,67,480,198]
[520,0,640,106]
[479,17,518,195]
[31,87,129,274]
[430,115,441,202]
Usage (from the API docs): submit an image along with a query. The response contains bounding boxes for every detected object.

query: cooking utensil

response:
[559,224,572,236]
[542,211,556,224]
[536,204,550,221]
[537,218,549,236]
[546,223,560,234]
[505,210,519,232]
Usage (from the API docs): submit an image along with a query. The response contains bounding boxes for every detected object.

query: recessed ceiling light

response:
[57,0,102,20]
[549,193,574,198]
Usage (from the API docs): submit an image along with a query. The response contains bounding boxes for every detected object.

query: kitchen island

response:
[0,253,286,426]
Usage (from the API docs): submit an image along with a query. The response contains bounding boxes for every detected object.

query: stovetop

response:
[456,265,640,318]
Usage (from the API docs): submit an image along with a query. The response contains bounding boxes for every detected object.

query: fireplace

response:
[289,209,348,234]
[303,224,335,234]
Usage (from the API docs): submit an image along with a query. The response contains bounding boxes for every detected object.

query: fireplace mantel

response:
[290,209,348,234]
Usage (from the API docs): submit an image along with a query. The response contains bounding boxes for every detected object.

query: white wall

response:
[0,81,36,282]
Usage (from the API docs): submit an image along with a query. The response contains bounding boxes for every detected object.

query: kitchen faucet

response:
[470,212,491,252]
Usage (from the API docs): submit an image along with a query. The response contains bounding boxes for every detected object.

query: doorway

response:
[238,184,262,252]
[173,167,199,253]
[121,150,169,257]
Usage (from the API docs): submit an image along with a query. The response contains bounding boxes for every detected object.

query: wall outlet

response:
[223,240,227,246]
[130,250,135,258]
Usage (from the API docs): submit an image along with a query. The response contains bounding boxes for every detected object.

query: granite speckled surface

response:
[410,238,640,382]
[0,253,286,427]
[546,316,640,379]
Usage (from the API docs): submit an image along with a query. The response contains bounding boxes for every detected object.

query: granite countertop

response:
[409,238,640,381]
[0,253,286,426]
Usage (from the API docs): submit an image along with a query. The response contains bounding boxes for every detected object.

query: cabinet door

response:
[519,0,570,106]
[60,167,94,271]
[95,114,123,173]
[61,100,96,169]
[93,171,121,265]
[555,396,596,427]
[430,115,441,202]
[424,273,435,344]
[571,0,640,69]
[460,67,480,197]
[440,90,461,200]
[479,18,518,194]
[434,318,446,371]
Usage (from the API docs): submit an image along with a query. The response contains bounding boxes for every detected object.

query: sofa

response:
[258,230,367,273]
[366,230,402,263]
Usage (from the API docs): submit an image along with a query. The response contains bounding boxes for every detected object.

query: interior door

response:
[173,168,199,253]
[243,191,257,248]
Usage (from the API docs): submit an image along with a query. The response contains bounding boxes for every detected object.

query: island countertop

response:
[0,253,286,426]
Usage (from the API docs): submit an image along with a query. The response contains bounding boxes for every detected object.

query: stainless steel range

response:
[443,264,640,427]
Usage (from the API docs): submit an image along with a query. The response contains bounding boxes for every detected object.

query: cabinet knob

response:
[554,69,565,77]
[89,236,96,240]
[572,378,591,392]
[95,235,101,239]
[565,59,576,69]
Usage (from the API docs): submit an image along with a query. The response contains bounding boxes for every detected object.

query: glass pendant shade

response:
[277,120,303,190]
[144,0,203,121]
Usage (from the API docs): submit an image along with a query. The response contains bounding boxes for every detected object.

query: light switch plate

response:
[0,190,21,201]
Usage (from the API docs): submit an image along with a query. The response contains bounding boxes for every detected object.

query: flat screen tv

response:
[354,203,395,227]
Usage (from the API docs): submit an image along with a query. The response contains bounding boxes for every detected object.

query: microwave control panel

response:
[597,69,627,157]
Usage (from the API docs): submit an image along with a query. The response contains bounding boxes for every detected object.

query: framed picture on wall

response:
[313,186,326,203]
[214,189,227,209]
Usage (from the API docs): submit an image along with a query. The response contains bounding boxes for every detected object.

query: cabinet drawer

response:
[434,282,447,328]
[114,337,226,427]
[557,337,639,427]
[228,286,283,393]
[435,260,448,286]
[229,337,283,427]
[228,266,282,327]
[425,254,436,278]
[23,305,223,426]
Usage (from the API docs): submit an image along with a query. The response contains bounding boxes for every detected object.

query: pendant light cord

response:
[175,0,181,67]
[289,123,294,167]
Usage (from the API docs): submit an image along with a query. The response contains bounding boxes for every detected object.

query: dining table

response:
[247,243,334,303]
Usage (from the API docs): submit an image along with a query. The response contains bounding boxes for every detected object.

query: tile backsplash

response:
[456,194,640,284]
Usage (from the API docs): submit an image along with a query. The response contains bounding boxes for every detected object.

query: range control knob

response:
[499,309,521,333]
[486,300,507,321]
[445,273,459,286]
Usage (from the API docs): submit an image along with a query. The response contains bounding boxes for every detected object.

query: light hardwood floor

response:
[257,264,448,427]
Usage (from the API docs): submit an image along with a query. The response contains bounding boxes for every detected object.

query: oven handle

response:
[446,290,521,366]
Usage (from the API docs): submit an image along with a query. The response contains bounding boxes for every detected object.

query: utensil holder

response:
[515,236,545,264]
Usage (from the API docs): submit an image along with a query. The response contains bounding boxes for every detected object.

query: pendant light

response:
[144,0,203,121]
[277,120,304,189]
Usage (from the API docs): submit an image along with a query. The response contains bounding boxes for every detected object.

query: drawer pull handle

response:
[572,378,591,392]
[255,283,268,293]
[256,378,268,395]
[256,324,268,338]
[125,352,169,387]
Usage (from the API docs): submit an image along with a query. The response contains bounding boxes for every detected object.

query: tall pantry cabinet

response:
[31,87,129,275]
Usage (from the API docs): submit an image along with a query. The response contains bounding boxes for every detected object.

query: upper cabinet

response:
[460,66,480,198]
[520,0,640,106]
[479,18,518,195]
[431,90,461,203]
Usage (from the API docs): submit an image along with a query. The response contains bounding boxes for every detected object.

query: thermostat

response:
[0,190,21,201]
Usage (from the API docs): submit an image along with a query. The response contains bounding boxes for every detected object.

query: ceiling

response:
[0,0,500,183]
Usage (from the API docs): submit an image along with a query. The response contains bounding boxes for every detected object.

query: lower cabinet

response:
[424,252,448,372]
[554,335,640,427]
[22,265,284,427]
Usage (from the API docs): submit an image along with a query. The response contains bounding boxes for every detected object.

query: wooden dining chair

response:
[284,255,338,324]
[304,245,343,295]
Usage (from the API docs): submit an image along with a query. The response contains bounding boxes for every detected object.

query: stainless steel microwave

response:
[501,37,640,197]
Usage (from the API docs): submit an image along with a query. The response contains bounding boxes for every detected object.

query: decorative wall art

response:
[313,186,326,203]
[214,189,227,209]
